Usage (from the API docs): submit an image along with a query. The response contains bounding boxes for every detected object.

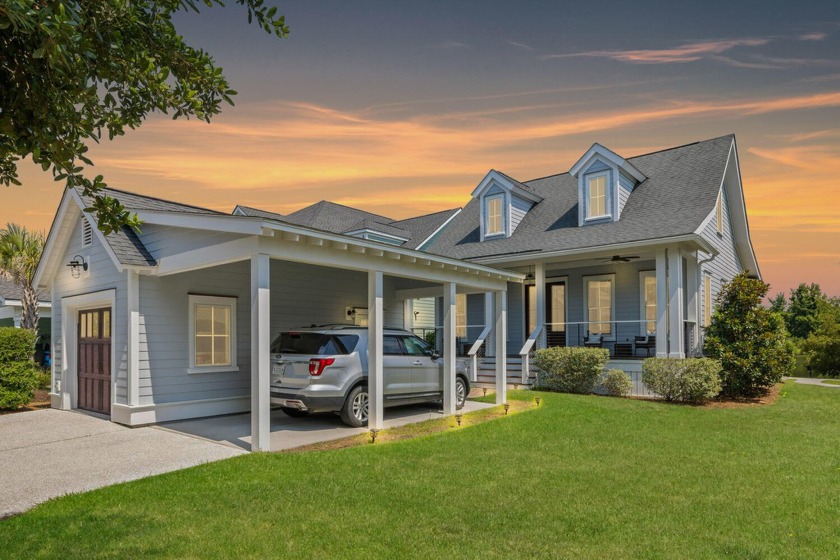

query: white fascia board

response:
[569,143,646,183]
[725,138,761,278]
[470,234,716,266]
[133,210,266,236]
[416,209,462,251]
[33,190,81,288]
[469,170,543,203]
[70,190,126,274]
[259,220,524,283]
[344,229,409,243]
[0,299,50,309]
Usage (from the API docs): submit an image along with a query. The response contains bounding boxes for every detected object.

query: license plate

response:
[272,363,284,375]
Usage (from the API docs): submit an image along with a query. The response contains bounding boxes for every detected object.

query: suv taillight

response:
[308,358,335,376]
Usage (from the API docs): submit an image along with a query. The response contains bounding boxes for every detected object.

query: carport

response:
[130,211,521,451]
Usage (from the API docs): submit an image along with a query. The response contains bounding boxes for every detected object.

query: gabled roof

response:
[569,143,647,182]
[470,169,543,203]
[232,205,284,221]
[425,135,737,261]
[390,208,461,250]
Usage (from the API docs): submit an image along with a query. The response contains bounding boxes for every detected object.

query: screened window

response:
[585,276,614,336]
[486,196,504,236]
[189,295,237,372]
[640,272,656,335]
[456,293,467,338]
[587,175,608,218]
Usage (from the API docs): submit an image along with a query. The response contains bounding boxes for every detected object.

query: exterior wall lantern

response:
[67,255,88,279]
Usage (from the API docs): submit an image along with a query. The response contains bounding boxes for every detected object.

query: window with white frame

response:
[585,275,614,337]
[455,293,467,338]
[485,195,504,236]
[188,295,237,372]
[586,174,608,219]
[639,271,656,335]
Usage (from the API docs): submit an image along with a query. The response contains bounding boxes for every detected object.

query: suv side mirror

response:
[430,350,441,360]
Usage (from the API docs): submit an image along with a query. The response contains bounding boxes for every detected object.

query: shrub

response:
[0,327,41,410]
[704,273,795,398]
[642,358,722,404]
[600,369,632,397]
[802,322,840,378]
[533,347,609,394]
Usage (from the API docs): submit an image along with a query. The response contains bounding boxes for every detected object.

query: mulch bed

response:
[703,383,781,409]
[0,388,51,415]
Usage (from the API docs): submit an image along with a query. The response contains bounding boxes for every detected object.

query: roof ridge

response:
[98,186,224,214]
[311,199,394,222]
[390,207,460,224]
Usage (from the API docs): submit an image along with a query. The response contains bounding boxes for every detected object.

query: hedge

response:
[533,347,609,394]
[0,327,41,410]
[641,357,722,404]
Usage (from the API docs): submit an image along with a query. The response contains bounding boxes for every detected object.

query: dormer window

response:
[486,195,504,236]
[586,173,609,220]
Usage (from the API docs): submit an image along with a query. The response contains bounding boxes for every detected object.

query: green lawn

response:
[2,381,839,559]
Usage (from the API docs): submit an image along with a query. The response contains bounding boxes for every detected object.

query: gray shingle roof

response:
[74,187,219,268]
[424,135,734,260]
[0,277,50,303]
[235,200,460,249]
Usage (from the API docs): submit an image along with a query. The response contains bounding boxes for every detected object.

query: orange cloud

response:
[541,38,769,63]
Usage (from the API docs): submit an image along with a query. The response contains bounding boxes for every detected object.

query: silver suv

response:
[269,326,470,427]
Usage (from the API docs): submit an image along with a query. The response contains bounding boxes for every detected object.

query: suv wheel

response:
[340,385,369,427]
[456,377,468,410]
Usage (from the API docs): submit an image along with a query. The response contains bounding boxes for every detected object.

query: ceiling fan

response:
[603,255,641,263]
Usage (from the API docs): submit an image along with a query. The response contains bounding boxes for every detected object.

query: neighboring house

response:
[0,277,51,362]
[32,133,757,450]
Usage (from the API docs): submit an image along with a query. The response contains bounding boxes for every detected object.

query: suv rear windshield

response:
[271,333,358,355]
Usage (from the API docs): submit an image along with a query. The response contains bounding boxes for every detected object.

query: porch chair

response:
[583,333,603,348]
[634,335,656,356]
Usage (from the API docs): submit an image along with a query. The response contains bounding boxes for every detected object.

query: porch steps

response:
[472,356,536,390]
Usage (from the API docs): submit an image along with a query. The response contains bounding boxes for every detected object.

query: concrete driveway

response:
[0,409,245,517]
[1,401,493,517]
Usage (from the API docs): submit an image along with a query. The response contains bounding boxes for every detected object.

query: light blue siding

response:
[698,186,744,327]
[466,293,485,342]
[585,160,610,174]
[618,171,634,217]
[52,215,129,404]
[485,184,505,196]
[413,298,436,330]
[510,195,532,234]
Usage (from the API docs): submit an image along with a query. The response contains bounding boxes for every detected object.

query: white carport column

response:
[535,261,546,348]
[127,271,140,407]
[494,290,507,405]
[668,247,685,358]
[442,282,457,415]
[655,248,668,358]
[250,254,271,452]
[368,270,384,430]
[484,292,495,356]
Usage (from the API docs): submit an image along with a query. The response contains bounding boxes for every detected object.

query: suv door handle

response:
[412,360,423,366]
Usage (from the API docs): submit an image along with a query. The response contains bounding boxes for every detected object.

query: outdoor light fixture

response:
[455,414,463,426]
[413,310,420,320]
[503,403,510,415]
[67,255,88,279]
[525,265,535,282]
[535,397,541,406]
[369,428,379,443]
[482,388,487,397]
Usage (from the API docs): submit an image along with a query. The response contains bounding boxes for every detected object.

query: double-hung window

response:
[455,293,467,338]
[485,195,504,236]
[639,271,657,335]
[585,275,614,337]
[586,174,608,219]
[189,295,238,373]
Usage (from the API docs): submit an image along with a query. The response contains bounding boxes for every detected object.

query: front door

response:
[526,281,566,348]
[77,308,112,415]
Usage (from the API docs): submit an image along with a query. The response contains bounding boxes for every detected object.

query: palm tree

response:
[0,223,45,330]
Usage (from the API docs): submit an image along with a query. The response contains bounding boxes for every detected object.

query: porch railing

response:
[539,320,658,358]
[466,325,493,383]
[519,324,543,384]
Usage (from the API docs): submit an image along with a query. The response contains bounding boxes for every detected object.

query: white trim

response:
[127,271,140,406]
[485,194,505,237]
[703,272,712,327]
[569,143,646,182]
[639,270,657,336]
[583,273,616,340]
[344,229,409,244]
[58,289,117,414]
[111,395,249,426]
[416,208,462,251]
[187,294,239,373]
[470,170,543,203]
[33,191,75,288]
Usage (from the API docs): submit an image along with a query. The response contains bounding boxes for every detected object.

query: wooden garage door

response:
[78,308,112,415]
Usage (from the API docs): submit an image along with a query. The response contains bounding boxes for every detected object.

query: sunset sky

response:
[3,1,839,296]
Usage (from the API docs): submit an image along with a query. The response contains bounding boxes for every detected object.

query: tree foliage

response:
[0,223,45,330]
[801,297,840,378]
[0,0,288,234]
[704,272,794,398]
[783,283,826,340]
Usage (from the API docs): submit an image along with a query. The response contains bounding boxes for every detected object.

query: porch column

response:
[655,248,668,358]
[668,247,685,358]
[250,254,271,452]
[495,289,507,405]
[484,292,495,356]
[368,270,384,430]
[684,251,699,356]
[127,271,140,407]
[535,261,546,348]
[442,282,457,415]
[403,299,414,332]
